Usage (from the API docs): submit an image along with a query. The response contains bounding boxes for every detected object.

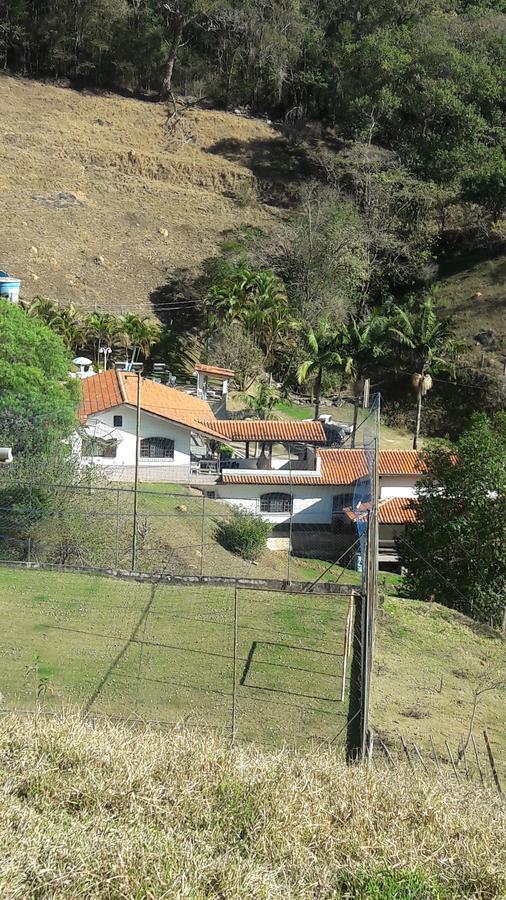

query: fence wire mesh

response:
[0,568,352,749]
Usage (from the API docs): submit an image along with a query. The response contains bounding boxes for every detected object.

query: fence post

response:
[27,483,32,563]
[346,591,364,761]
[231,585,238,745]
[115,487,120,568]
[200,493,205,579]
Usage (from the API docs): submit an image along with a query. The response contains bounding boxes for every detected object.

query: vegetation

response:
[216,508,272,560]
[0,300,79,455]
[0,712,503,898]
[399,413,506,625]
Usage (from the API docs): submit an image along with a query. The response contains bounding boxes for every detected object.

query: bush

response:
[216,509,271,560]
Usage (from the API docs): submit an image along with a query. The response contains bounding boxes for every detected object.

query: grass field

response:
[0,566,350,748]
[0,566,503,767]
[1,714,504,898]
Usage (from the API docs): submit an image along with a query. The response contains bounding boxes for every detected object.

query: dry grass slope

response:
[0,713,504,898]
[0,75,282,313]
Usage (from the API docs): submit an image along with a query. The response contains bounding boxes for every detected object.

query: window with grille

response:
[260,492,292,513]
[332,492,354,514]
[82,436,117,458]
[140,437,175,459]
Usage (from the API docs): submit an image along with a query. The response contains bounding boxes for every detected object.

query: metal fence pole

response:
[27,483,32,563]
[200,493,206,579]
[231,585,238,744]
[115,486,120,568]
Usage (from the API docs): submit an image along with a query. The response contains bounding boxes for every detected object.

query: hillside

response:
[0,566,503,767]
[0,75,282,314]
[0,713,503,898]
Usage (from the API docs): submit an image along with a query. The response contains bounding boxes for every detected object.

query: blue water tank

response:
[0,270,21,303]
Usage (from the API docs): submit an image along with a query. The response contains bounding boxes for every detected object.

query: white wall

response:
[380,475,418,499]
[216,483,336,525]
[81,406,192,471]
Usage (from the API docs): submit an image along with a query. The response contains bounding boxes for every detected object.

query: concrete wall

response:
[81,407,192,474]
[215,483,336,525]
[380,475,418,499]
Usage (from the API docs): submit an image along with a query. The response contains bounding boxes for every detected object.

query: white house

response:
[76,369,326,483]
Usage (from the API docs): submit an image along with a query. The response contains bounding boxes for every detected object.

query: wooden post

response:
[471,733,484,785]
[445,739,460,782]
[200,493,205,579]
[341,594,354,702]
[483,729,502,794]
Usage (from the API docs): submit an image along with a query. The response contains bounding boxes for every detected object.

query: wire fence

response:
[0,571,352,750]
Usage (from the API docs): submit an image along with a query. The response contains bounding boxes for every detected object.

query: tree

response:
[84,312,123,365]
[122,314,162,364]
[245,383,278,420]
[208,322,265,390]
[386,293,464,449]
[399,413,506,626]
[0,301,80,456]
[297,319,354,420]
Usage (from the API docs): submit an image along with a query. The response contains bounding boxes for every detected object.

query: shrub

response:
[216,509,271,560]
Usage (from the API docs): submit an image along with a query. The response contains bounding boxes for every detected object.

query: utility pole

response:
[130,367,143,572]
[287,442,293,584]
[361,395,380,758]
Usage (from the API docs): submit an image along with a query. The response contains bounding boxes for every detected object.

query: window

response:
[206,491,216,499]
[260,492,292,513]
[82,436,117,458]
[113,415,123,427]
[140,437,174,459]
[332,492,354,515]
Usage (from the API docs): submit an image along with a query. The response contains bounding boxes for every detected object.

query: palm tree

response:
[386,293,464,449]
[22,295,58,325]
[297,319,354,420]
[340,312,388,445]
[84,312,123,366]
[122,314,162,365]
[52,304,85,353]
[245,383,278,420]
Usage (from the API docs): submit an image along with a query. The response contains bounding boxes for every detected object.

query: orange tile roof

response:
[319,449,425,484]
[344,497,418,525]
[79,370,223,435]
[221,449,425,486]
[203,419,326,443]
[194,363,235,379]
[78,369,124,422]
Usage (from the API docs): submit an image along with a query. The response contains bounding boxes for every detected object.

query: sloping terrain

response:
[0,75,283,314]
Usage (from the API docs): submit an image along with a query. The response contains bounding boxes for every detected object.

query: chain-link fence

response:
[0,568,352,749]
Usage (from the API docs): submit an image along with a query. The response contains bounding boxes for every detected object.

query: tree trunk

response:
[413,390,423,450]
[314,369,322,421]
[160,15,184,100]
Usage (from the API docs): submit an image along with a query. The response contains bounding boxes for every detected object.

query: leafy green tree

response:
[399,413,506,626]
[0,301,80,456]
[386,293,464,449]
[84,312,123,364]
[122,314,162,364]
[245,383,278,420]
[297,319,354,420]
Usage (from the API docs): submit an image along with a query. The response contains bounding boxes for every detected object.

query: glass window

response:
[332,492,354,514]
[140,437,175,459]
[260,492,292,513]
[113,415,123,427]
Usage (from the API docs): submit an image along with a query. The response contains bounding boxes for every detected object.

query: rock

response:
[159,227,169,237]
[94,255,105,266]
[176,504,188,513]
[473,291,483,299]
[30,246,38,255]
[49,257,58,267]
[475,329,498,347]
[32,274,38,281]
[128,149,137,161]
[94,118,111,126]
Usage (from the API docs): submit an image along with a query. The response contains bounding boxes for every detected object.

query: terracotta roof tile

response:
[78,369,124,422]
[344,497,418,525]
[194,363,235,379]
[221,449,425,486]
[204,419,326,443]
[79,371,222,435]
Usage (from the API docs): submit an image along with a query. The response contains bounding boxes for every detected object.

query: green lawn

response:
[0,566,503,767]
[0,566,350,748]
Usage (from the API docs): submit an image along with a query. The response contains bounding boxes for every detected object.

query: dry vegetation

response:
[0,75,282,313]
[0,713,504,898]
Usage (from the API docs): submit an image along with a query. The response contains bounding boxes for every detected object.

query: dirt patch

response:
[0,75,284,314]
